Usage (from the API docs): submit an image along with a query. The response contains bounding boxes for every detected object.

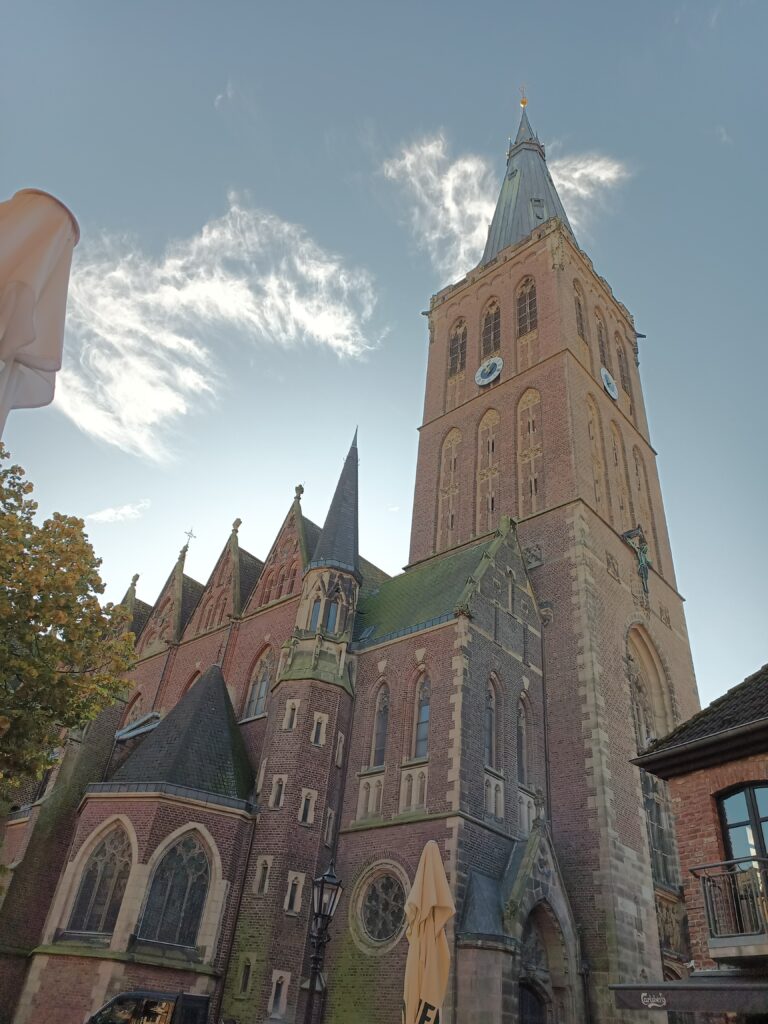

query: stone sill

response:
[30,943,219,975]
[238,712,267,726]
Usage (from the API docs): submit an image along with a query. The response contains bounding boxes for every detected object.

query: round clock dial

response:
[600,366,619,401]
[475,356,503,387]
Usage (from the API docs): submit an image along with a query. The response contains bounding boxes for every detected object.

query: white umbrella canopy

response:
[0,188,79,436]
[402,840,456,1024]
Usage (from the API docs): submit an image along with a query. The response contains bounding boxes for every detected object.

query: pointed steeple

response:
[480,107,574,266]
[308,432,360,581]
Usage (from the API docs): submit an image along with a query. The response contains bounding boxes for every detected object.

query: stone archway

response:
[519,902,573,1023]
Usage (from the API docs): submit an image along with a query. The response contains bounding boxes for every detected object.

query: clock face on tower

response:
[475,356,503,386]
[600,366,619,401]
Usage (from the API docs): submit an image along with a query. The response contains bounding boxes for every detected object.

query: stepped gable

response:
[112,664,253,800]
[480,106,574,267]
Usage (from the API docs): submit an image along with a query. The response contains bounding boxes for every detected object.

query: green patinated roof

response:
[352,538,495,647]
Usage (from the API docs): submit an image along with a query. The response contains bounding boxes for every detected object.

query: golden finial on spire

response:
[520,85,528,109]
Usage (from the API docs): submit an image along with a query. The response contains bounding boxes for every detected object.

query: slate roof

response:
[480,109,574,267]
[643,663,768,756]
[113,665,253,799]
[238,549,263,610]
[180,574,205,633]
[309,432,360,579]
[352,539,493,647]
[130,599,152,637]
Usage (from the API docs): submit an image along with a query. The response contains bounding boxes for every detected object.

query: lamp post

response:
[304,861,343,1024]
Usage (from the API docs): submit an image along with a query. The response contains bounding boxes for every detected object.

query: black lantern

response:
[304,861,343,1024]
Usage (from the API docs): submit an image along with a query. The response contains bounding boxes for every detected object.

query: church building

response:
[0,106,700,1024]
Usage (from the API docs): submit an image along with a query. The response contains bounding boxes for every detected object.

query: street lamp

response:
[304,861,344,1024]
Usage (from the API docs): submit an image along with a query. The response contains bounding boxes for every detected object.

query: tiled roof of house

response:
[644,662,768,755]
[352,539,493,647]
[113,665,253,799]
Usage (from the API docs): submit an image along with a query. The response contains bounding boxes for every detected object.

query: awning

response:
[612,975,768,1013]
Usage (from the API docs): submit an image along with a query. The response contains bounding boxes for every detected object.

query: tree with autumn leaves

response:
[0,444,134,799]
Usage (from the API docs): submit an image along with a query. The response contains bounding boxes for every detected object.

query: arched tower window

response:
[574,282,587,341]
[484,683,497,769]
[627,629,679,887]
[325,599,339,634]
[309,596,322,632]
[261,572,275,606]
[138,833,210,948]
[448,320,467,378]
[632,446,658,568]
[596,313,609,369]
[68,827,131,935]
[616,335,632,395]
[245,656,271,719]
[481,300,501,358]
[517,698,530,787]
[586,396,609,519]
[414,677,431,759]
[610,422,633,532]
[476,409,500,535]
[517,389,544,517]
[372,685,389,768]
[437,428,462,552]
[516,278,537,337]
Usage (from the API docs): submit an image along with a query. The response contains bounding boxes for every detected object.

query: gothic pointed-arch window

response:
[285,562,297,596]
[596,313,609,369]
[616,336,632,395]
[68,827,132,935]
[325,599,339,634]
[517,699,530,787]
[245,657,271,719]
[262,572,275,606]
[372,685,389,768]
[632,446,658,567]
[517,389,544,517]
[484,684,497,769]
[610,422,632,532]
[586,396,609,519]
[414,677,431,759]
[276,569,287,600]
[309,596,322,632]
[476,409,500,534]
[574,282,587,341]
[138,833,210,948]
[437,428,462,552]
[481,300,501,358]
[516,278,537,337]
[448,320,467,378]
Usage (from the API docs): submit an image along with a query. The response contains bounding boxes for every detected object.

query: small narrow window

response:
[574,287,586,340]
[484,685,496,768]
[517,702,529,786]
[287,878,299,912]
[448,320,467,377]
[300,793,311,824]
[309,598,321,632]
[324,808,335,846]
[257,860,270,895]
[272,976,285,1016]
[596,315,608,367]
[240,960,252,995]
[416,771,427,806]
[516,279,537,337]
[372,685,389,767]
[325,600,338,634]
[414,678,430,759]
[335,732,345,768]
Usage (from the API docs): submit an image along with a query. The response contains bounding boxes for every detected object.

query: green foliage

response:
[0,444,134,795]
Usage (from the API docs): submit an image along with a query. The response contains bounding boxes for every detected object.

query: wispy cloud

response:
[86,498,151,523]
[214,78,235,110]
[59,194,378,460]
[716,124,733,145]
[383,134,630,280]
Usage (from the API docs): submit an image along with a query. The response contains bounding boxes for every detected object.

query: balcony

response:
[692,858,768,962]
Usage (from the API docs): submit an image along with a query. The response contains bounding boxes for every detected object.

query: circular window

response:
[361,873,406,943]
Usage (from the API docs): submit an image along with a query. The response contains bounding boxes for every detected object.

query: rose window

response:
[361,874,406,942]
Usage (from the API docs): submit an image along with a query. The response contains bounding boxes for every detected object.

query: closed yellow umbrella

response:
[402,840,456,1024]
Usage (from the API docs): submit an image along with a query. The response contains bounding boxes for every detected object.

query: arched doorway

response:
[519,982,547,1023]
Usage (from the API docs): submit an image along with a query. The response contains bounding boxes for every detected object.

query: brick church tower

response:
[409,105,700,1018]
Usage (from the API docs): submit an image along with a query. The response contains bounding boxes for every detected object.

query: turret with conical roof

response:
[306,430,360,582]
[480,106,573,266]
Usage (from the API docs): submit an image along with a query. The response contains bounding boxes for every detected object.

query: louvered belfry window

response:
[448,322,467,377]
[68,827,131,935]
[481,302,501,358]
[516,280,537,337]
[138,834,210,948]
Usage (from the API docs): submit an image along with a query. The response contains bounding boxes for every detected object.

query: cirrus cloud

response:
[58,194,379,461]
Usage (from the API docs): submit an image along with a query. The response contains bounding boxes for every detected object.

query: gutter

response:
[633,716,768,779]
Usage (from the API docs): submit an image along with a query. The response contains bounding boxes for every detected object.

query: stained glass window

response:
[138,834,210,948]
[362,874,406,942]
[68,827,131,934]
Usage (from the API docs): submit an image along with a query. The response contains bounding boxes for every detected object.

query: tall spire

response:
[309,431,360,581]
[480,106,574,267]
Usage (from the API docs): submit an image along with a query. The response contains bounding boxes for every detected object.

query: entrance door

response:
[520,983,547,1024]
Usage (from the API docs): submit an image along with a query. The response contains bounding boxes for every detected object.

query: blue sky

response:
[2,0,765,708]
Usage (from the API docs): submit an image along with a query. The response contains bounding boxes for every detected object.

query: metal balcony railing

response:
[691,858,768,939]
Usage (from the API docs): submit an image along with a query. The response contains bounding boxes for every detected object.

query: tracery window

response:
[517,389,544,517]
[68,827,131,935]
[245,659,270,719]
[476,409,500,534]
[361,874,406,943]
[587,396,609,518]
[138,833,210,948]
[574,283,587,341]
[414,677,430,759]
[448,320,467,377]
[610,422,632,532]
[372,685,389,768]
[481,300,501,358]
[516,278,537,337]
[437,428,462,551]
[596,314,609,368]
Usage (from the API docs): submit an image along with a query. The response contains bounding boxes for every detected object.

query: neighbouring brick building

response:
[0,106,701,1024]
[614,663,768,1020]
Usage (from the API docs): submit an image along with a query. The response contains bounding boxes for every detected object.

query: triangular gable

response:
[120,574,152,637]
[134,545,202,659]
[455,516,540,616]
[184,520,245,639]
[243,490,312,614]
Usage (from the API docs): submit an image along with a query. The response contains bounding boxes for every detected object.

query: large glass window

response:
[721,785,768,862]
[138,834,210,948]
[68,827,131,935]
[245,662,270,719]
